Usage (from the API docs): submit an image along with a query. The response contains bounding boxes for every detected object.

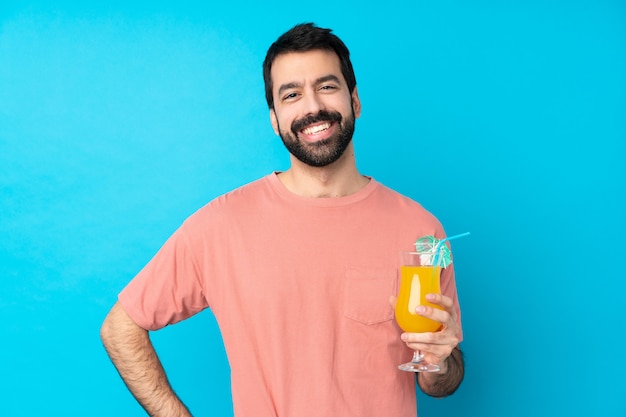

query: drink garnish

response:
[414,232,470,267]
[414,235,452,267]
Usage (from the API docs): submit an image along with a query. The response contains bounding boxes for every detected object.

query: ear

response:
[270,108,280,136]
[351,86,362,118]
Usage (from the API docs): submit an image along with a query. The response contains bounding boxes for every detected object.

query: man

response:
[100,22,464,417]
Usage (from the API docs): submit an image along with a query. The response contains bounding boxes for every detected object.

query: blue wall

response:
[1,1,624,416]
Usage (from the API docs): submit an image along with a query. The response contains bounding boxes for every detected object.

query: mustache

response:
[291,110,342,134]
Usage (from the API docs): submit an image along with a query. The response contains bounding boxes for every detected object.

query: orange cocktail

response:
[395,265,443,333]
[396,233,469,372]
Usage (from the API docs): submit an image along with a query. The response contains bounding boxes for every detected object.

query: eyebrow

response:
[277,74,342,97]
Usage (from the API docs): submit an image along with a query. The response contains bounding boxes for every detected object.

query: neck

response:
[277,144,369,198]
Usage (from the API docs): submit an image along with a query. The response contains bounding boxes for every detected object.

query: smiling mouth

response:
[301,122,332,135]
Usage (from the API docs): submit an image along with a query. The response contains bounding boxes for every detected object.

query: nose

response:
[301,88,324,116]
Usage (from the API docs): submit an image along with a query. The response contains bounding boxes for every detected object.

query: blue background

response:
[1,1,625,416]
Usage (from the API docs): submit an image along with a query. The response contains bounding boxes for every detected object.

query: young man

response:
[101,23,464,417]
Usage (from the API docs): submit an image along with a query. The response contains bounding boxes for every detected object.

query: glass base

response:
[398,361,441,373]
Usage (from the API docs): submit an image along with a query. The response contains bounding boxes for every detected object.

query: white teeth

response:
[302,122,330,135]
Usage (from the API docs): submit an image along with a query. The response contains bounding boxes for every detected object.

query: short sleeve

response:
[118,226,208,331]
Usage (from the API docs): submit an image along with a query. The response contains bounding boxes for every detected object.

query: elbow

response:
[100,308,115,348]
[99,302,148,349]
[100,301,128,348]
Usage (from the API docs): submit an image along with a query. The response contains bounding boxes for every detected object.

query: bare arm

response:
[417,345,464,397]
[100,302,191,417]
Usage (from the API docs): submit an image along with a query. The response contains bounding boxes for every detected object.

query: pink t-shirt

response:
[119,173,463,417]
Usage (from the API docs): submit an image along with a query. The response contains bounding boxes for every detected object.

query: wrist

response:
[417,347,464,398]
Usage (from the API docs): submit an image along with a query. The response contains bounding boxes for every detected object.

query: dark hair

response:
[263,23,357,109]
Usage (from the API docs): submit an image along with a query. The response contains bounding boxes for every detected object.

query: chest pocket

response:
[343,266,396,325]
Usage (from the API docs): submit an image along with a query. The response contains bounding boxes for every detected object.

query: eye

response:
[282,92,299,102]
[319,84,337,91]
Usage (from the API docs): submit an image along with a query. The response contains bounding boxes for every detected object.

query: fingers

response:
[406,293,460,345]
[419,293,457,326]
[414,306,451,330]
[425,293,453,310]
[401,338,458,367]
[398,293,460,367]
[401,331,459,366]
[401,331,459,347]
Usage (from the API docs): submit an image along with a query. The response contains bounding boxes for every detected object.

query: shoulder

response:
[206,174,273,209]
[372,180,430,211]
[370,179,444,229]
[180,175,273,230]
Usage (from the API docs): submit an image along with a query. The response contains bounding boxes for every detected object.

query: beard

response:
[276,109,356,168]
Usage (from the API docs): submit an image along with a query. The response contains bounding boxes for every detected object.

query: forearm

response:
[100,302,191,417]
[417,346,464,398]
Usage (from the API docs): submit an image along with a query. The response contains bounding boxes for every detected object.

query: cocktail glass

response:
[395,250,444,372]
